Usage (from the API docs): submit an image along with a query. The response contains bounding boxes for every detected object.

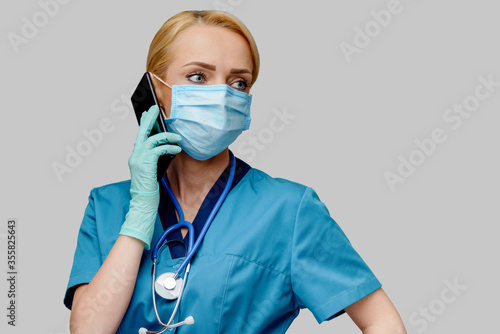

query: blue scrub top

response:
[64,157,381,333]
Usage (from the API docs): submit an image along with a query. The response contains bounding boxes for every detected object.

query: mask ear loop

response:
[151,72,172,89]
[150,72,171,118]
[159,106,166,117]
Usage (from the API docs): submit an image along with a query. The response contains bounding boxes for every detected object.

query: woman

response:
[64,10,407,334]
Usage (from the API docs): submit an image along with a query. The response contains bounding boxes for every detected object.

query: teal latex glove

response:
[119,105,182,250]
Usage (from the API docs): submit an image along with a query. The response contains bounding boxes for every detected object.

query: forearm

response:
[362,323,407,334]
[346,288,407,334]
[70,235,144,334]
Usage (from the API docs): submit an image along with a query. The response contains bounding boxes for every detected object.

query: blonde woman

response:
[64,10,406,334]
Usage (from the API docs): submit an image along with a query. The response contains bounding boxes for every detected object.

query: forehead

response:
[169,25,253,70]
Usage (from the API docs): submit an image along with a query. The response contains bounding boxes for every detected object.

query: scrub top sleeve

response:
[290,187,382,323]
[64,188,103,310]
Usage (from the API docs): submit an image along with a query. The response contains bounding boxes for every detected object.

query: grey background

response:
[1,0,498,333]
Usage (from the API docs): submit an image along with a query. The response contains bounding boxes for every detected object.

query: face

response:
[153,25,254,118]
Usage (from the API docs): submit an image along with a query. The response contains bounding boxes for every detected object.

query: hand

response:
[119,105,182,250]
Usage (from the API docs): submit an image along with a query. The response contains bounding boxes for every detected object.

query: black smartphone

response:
[131,72,173,180]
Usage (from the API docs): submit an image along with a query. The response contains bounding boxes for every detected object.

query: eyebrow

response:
[182,61,251,75]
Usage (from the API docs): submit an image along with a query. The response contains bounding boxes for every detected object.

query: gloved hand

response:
[119,104,182,250]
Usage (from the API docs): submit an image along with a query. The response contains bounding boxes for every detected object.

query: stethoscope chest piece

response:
[155,272,183,300]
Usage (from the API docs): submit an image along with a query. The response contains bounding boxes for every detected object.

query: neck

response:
[166,149,230,206]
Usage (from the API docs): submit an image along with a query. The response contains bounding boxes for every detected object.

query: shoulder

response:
[84,180,132,218]
[247,167,306,188]
[242,167,329,215]
[88,179,131,201]
[81,180,132,246]
[242,167,311,202]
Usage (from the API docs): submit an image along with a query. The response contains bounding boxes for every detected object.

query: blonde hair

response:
[146,10,260,86]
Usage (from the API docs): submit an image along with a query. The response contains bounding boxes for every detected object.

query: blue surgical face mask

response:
[152,73,252,161]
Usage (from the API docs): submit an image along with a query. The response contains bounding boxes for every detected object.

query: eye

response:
[186,72,206,84]
[231,79,250,91]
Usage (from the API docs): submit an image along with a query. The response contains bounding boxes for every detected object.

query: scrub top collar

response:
[158,152,251,259]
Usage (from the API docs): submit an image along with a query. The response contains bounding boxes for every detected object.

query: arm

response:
[69,106,182,333]
[345,288,407,334]
[70,235,144,334]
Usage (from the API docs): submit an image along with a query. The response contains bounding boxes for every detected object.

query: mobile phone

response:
[131,72,173,180]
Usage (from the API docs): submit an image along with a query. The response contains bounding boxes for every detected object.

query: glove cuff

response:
[130,188,159,196]
[120,209,158,250]
[119,226,151,250]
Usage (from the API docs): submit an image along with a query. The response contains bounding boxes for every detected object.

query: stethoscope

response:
[139,151,236,334]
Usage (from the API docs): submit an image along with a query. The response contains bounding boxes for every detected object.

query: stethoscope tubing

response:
[151,221,194,261]
[154,151,236,277]
[144,152,236,333]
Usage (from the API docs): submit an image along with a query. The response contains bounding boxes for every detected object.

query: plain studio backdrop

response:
[1,0,499,333]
